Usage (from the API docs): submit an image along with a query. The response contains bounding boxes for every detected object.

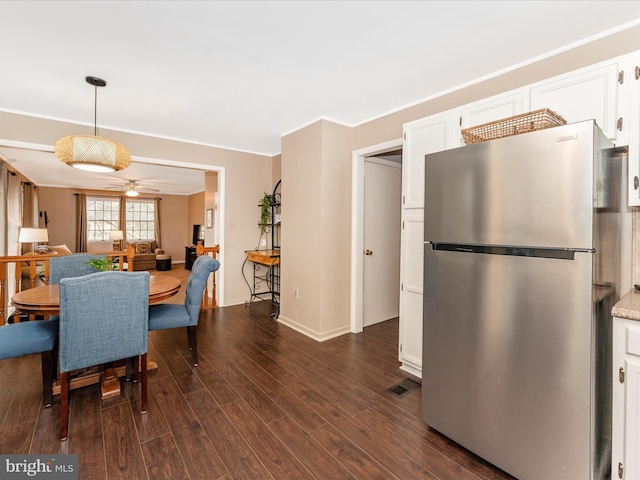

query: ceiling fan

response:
[105,180,160,197]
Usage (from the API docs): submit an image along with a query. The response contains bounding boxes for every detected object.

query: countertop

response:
[612,288,640,321]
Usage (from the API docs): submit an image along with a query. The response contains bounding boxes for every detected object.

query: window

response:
[86,197,120,241]
[126,199,155,241]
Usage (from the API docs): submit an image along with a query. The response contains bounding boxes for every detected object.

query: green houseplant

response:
[259,192,275,236]
[86,255,117,271]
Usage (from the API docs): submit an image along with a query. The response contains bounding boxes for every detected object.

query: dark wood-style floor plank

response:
[221,398,315,480]
[141,433,191,480]
[102,402,149,480]
[268,415,355,480]
[151,375,227,480]
[67,386,107,479]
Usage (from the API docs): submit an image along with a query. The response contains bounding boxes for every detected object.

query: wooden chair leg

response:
[141,353,147,413]
[41,350,53,407]
[131,356,139,384]
[187,326,198,366]
[60,371,70,440]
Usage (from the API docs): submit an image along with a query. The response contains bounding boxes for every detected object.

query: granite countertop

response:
[612,288,640,321]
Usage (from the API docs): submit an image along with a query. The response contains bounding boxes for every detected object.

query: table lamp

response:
[18,228,49,253]
[109,230,124,251]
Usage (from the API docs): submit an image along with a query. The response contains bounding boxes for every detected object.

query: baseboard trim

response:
[277,315,351,342]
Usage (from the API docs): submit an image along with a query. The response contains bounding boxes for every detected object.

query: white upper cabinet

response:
[402,111,454,209]
[625,54,640,206]
[529,60,621,142]
[457,90,527,144]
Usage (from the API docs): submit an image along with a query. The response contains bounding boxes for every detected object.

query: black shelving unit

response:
[244,180,281,318]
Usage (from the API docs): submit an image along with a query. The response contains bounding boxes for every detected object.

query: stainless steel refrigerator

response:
[422,120,623,479]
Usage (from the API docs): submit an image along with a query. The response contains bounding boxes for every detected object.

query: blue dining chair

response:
[0,319,58,406]
[58,271,150,440]
[148,255,220,366]
[49,253,106,284]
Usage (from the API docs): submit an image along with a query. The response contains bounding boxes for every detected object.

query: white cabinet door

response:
[398,210,424,377]
[624,357,640,480]
[614,317,627,480]
[530,60,621,142]
[458,89,527,141]
[400,111,454,376]
[624,55,640,206]
[402,112,454,209]
[613,316,640,480]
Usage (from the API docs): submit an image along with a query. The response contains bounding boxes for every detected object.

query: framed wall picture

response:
[206,208,213,228]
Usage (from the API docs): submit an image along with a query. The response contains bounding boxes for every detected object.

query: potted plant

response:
[260,192,275,236]
[86,255,117,271]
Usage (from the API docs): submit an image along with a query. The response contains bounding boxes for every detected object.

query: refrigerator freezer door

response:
[423,120,609,249]
[422,246,601,479]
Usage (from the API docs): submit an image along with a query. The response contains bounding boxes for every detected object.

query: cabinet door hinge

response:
[459,116,462,127]
[401,283,404,291]
[619,366,625,383]
[619,70,624,84]
[400,343,403,353]
[617,117,623,131]
[402,195,405,205]
[618,461,624,479]
[402,221,405,230]
[636,66,640,80]
[403,132,406,141]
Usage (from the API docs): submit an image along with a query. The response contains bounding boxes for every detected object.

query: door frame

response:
[350,137,402,333]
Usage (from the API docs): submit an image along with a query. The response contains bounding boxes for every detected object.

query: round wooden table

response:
[10,274,182,399]
[11,274,181,315]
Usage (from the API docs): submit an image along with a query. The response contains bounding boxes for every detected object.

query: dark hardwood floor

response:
[0,300,514,480]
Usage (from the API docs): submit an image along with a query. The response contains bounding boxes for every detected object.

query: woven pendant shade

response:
[55,135,130,172]
[55,76,131,172]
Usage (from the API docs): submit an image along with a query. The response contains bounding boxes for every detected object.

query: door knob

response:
[365,250,373,256]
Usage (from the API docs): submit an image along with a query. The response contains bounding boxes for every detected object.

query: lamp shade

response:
[18,228,49,243]
[109,230,124,240]
[54,135,131,172]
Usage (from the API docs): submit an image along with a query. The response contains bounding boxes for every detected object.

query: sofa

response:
[126,241,164,271]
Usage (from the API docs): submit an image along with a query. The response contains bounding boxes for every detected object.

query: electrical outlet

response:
[229,220,237,229]
[293,287,299,299]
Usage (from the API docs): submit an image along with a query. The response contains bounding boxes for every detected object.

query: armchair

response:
[148,255,220,366]
[126,241,164,271]
[0,319,58,406]
[58,271,150,440]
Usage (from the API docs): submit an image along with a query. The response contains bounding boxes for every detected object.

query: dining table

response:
[10,274,182,399]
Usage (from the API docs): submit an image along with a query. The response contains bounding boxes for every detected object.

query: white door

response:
[363,158,402,327]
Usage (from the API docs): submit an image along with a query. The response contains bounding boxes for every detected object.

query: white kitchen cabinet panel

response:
[613,316,640,479]
[457,89,527,141]
[625,54,640,206]
[402,112,454,209]
[398,210,424,377]
[530,60,620,142]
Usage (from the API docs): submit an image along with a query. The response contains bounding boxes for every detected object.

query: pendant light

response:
[54,76,131,172]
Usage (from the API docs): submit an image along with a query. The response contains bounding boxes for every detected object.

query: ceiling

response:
[2,1,640,195]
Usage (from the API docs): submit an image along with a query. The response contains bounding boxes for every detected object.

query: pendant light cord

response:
[93,83,98,136]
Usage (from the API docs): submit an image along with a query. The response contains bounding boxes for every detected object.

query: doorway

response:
[350,138,403,333]
[363,156,402,326]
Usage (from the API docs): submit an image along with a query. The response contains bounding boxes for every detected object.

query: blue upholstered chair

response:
[0,319,58,406]
[58,271,150,440]
[148,255,220,366]
[49,253,106,284]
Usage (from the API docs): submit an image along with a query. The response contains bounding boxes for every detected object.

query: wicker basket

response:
[461,108,567,145]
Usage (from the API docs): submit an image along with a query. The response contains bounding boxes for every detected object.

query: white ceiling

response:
[2,1,640,195]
